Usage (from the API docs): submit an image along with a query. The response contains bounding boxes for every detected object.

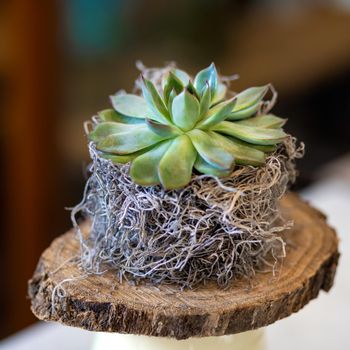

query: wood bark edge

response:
[28,193,339,339]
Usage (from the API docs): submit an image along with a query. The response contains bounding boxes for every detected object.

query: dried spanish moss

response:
[71,136,304,288]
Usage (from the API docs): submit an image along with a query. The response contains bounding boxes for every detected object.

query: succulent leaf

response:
[186,81,200,100]
[213,121,287,145]
[208,131,265,166]
[188,129,234,170]
[173,68,191,85]
[159,135,196,189]
[253,144,277,153]
[163,71,184,104]
[166,89,176,114]
[98,109,144,124]
[141,76,171,123]
[212,82,227,105]
[194,155,232,177]
[227,136,277,153]
[146,118,182,138]
[199,82,211,118]
[98,149,149,164]
[237,114,286,129]
[98,109,119,122]
[171,90,200,131]
[194,63,218,96]
[89,122,131,142]
[197,97,236,129]
[227,104,260,121]
[94,124,167,154]
[89,65,288,189]
[227,85,269,120]
[130,140,172,186]
[101,154,136,164]
[110,94,151,119]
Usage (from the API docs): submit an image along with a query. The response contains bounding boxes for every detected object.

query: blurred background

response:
[0,0,350,341]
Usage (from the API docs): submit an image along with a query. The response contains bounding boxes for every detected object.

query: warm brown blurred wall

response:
[1,0,61,337]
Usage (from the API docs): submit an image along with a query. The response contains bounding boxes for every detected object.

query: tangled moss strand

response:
[71,137,304,288]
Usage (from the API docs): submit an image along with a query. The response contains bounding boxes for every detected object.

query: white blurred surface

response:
[267,179,350,350]
[0,322,93,350]
[91,330,265,350]
[1,179,349,350]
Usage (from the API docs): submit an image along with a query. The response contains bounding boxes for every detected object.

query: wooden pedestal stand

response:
[28,193,339,349]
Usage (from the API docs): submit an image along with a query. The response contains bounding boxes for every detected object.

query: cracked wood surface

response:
[28,193,339,339]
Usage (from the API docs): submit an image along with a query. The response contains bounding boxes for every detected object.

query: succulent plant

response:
[89,64,287,189]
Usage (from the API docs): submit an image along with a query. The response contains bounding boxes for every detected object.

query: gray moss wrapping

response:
[72,137,303,288]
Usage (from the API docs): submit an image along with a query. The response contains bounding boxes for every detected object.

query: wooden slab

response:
[28,193,339,339]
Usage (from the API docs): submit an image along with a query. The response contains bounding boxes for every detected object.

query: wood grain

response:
[28,193,339,339]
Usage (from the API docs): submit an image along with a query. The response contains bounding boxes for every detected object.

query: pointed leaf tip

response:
[98,109,144,124]
[145,118,181,138]
[163,71,184,104]
[110,94,151,120]
[213,121,287,145]
[141,76,171,123]
[94,123,167,154]
[228,85,269,120]
[237,114,287,129]
[199,82,211,118]
[194,63,218,97]
[172,68,191,86]
[186,81,200,100]
[197,97,236,129]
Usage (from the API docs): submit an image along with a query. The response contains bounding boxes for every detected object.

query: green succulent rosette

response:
[89,64,287,190]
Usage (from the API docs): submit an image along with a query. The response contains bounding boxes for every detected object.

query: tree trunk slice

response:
[28,193,339,339]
